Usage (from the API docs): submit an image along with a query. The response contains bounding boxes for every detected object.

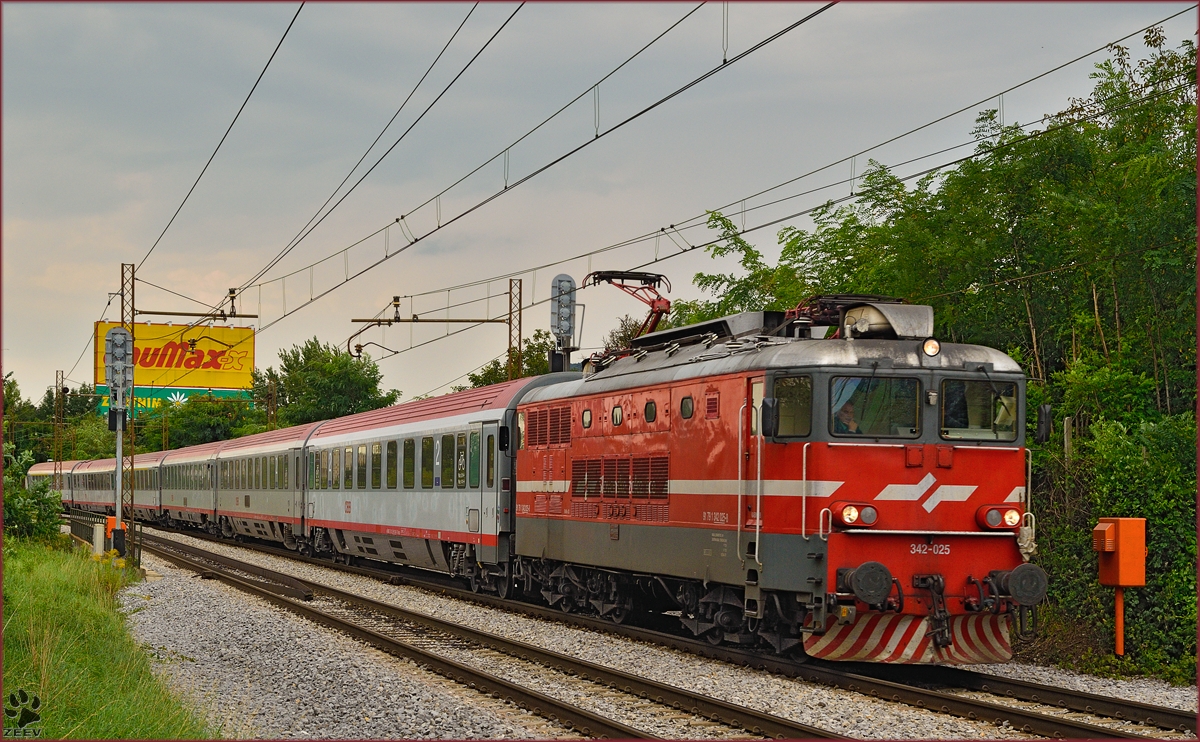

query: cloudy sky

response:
[3,2,1194,403]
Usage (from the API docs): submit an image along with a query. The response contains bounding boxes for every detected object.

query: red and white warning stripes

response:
[803,612,1012,664]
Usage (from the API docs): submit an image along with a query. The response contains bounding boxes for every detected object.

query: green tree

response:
[253,338,399,426]
[148,395,264,449]
[676,32,1196,681]
[2,440,62,540]
[463,329,557,388]
[602,314,646,352]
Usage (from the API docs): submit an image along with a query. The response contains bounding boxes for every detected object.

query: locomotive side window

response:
[830,376,920,438]
[441,435,455,489]
[486,434,495,488]
[386,441,398,489]
[404,439,416,489]
[644,400,657,423]
[940,379,1018,441]
[581,409,592,428]
[612,405,623,426]
[517,412,527,449]
[468,432,480,489]
[680,396,694,419]
[774,376,813,437]
[421,437,435,488]
[371,442,382,489]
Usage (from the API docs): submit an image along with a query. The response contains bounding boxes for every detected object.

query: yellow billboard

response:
[94,322,254,390]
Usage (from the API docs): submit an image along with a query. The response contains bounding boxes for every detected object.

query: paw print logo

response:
[4,690,41,729]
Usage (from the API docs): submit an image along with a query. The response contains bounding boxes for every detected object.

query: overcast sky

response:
[3,2,1194,403]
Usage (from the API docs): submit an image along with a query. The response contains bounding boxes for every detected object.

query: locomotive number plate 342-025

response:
[909,543,951,555]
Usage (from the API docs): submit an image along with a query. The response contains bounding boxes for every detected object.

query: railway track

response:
[141,533,843,740]
[143,526,1195,739]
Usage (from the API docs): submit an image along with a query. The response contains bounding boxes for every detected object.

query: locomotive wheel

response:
[608,605,629,624]
[705,629,725,646]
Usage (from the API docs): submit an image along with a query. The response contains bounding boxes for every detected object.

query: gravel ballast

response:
[122,553,574,739]
[137,529,1083,739]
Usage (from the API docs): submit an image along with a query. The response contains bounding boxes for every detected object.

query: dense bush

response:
[1030,413,1196,683]
[3,441,63,541]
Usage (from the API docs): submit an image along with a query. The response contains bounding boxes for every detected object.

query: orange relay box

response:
[1092,517,1146,587]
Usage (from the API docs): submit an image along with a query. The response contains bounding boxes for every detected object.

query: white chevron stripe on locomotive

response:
[803,613,1012,664]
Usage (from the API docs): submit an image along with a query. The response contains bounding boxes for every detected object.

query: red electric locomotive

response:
[511,296,1045,664]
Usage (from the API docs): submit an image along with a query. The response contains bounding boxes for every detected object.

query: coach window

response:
[829,376,920,438]
[405,439,417,489]
[581,409,592,429]
[680,396,694,419]
[773,376,813,437]
[611,405,623,426]
[441,435,455,489]
[468,432,481,489]
[485,434,496,488]
[386,441,398,489]
[254,458,261,490]
[420,437,435,488]
[644,400,657,423]
[281,455,289,490]
[370,442,382,489]
[344,447,354,489]
[456,433,468,489]
[357,445,368,489]
[269,457,276,489]
[332,449,342,489]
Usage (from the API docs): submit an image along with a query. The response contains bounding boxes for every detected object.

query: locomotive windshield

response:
[830,376,920,437]
[940,379,1018,441]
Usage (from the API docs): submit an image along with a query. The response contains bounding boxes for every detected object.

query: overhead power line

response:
[324,2,1194,329]
[363,77,1192,387]
[241,2,523,289]
[232,3,837,338]
[243,3,482,288]
[137,2,303,272]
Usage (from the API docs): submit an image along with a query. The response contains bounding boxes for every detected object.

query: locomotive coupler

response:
[912,574,951,647]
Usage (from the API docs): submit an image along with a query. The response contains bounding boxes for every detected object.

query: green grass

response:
[2,537,213,739]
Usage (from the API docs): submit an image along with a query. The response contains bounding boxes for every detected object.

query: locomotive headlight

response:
[985,509,1003,527]
[922,338,941,356]
[859,506,878,525]
[1003,509,1021,527]
[841,505,860,524]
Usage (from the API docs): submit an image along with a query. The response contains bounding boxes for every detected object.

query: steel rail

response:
[847,664,1196,734]
[142,533,844,740]
[144,527,1186,739]
[141,538,654,740]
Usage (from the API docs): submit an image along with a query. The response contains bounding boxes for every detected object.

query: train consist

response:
[33,296,1047,664]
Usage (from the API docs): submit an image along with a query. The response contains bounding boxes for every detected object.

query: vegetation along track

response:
[140,533,843,740]
[145,527,1194,739]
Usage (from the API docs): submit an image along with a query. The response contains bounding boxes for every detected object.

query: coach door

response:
[293,449,307,536]
[477,422,503,562]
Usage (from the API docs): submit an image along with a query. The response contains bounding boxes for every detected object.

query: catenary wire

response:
[252,3,703,291]
[241,3,523,289]
[137,2,304,272]
[220,2,839,342]
[349,4,1195,318]
[117,8,1185,393]
[369,79,1192,387]
[244,4,479,288]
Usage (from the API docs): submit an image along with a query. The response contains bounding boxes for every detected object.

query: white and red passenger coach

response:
[34,296,1047,664]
